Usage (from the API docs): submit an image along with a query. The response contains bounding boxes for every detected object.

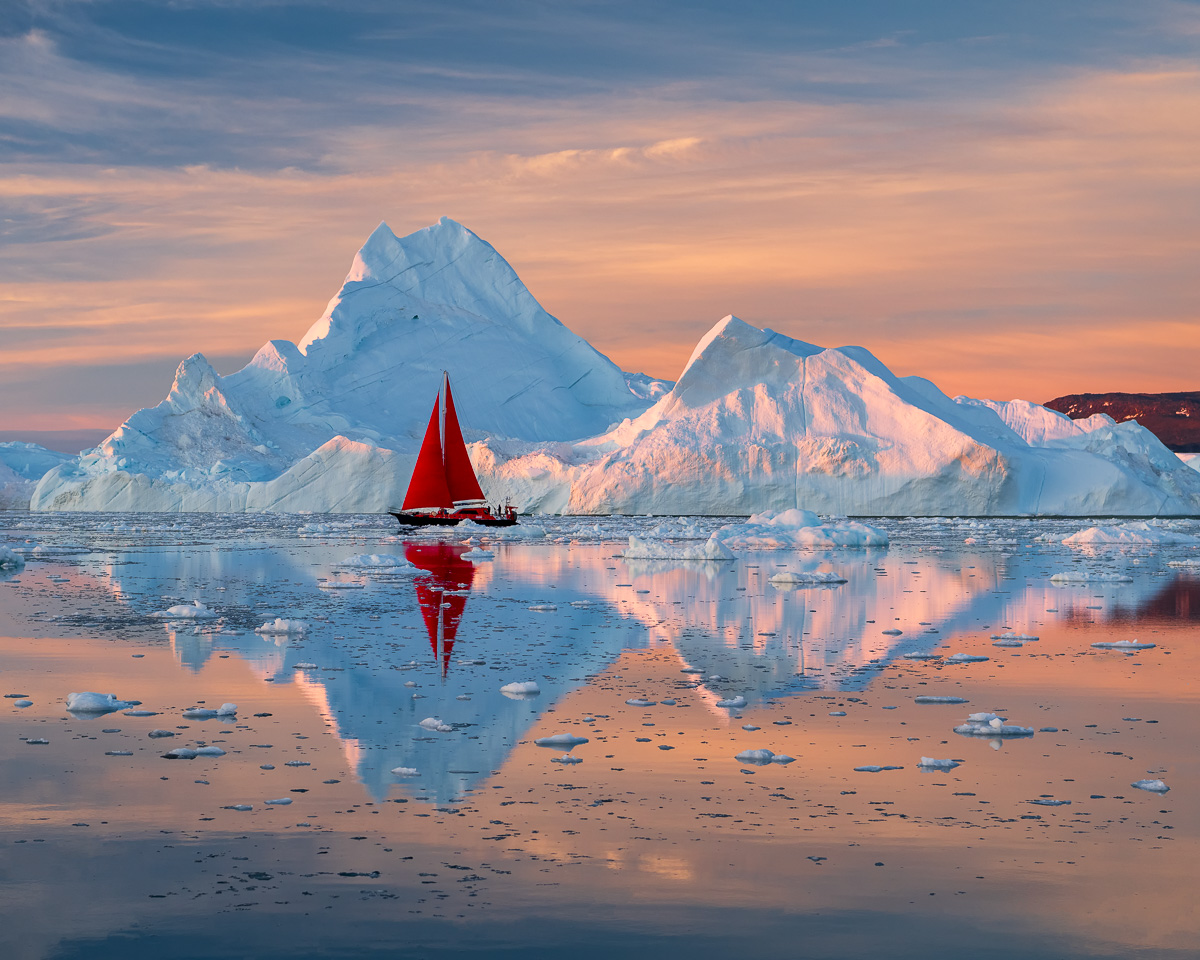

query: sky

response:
[1,0,1198,444]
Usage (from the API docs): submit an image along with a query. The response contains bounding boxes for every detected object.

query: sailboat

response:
[390,372,518,527]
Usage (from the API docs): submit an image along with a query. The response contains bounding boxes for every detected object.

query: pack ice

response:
[30,219,1200,516]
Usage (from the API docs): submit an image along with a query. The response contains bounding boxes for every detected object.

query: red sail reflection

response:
[405,542,477,676]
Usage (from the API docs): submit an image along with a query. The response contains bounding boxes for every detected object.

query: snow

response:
[1063,521,1200,546]
[621,533,734,561]
[23,222,1200,516]
[255,618,308,635]
[65,692,134,714]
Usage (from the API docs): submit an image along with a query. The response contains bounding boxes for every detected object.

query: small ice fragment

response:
[25,738,49,745]
[164,747,198,759]
[625,698,656,707]
[660,699,677,706]
[284,760,310,767]
[1091,640,1156,650]
[991,632,1039,641]
[182,703,237,720]
[293,663,319,669]
[915,696,969,704]
[193,746,225,756]
[1028,798,1071,806]
[772,754,796,764]
[715,696,747,709]
[953,713,1034,737]
[391,767,420,777]
[946,653,989,663]
[500,681,541,697]
[1131,779,1170,793]
[902,653,941,660]
[768,570,847,585]
[123,710,157,717]
[418,717,454,732]
[14,700,32,708]
[829,711,847,717]
[225,804,253,811]
[264,797,293,805]
[882,629,903,636]
[255,618,307,635]
[66,692,134,715]
[735,749,775,764]
[742,724,760,731]
[148,729,176,739]
[105,750,133,756]
[528,604,558,612]
[534,734,589,748]
[918,757,960,770]
[153,600,217,620]
[461,548,494,560]
[854,765,903,772]
[552,755,583,764]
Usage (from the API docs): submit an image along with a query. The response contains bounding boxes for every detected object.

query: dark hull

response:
[390,511,518,527]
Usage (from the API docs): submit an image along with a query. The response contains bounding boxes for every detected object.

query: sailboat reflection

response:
[405,542,476,676]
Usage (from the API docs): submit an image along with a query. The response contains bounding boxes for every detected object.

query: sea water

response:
[0,512,1196,959]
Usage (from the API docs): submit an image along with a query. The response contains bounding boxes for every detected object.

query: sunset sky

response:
[2,0,1198,445]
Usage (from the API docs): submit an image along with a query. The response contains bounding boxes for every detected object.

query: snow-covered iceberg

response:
[31,220,1200,516]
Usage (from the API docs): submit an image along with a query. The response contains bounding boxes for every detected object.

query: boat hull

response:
[390,510,518,527]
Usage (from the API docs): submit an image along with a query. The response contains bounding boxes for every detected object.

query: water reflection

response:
[19,525,1195,805]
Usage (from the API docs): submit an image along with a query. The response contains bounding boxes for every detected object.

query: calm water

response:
[0,513,1196,960]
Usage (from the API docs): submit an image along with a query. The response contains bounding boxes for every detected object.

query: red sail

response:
[441,377,486,505]
[401,398,452,511]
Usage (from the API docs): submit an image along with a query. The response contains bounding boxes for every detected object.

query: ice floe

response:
[1063,521,1200,546]
[499,681,540,698]
[914,696,969,704]
[917,757,961,770]
[254,618,308,635]
[767,570,847,586]
[0,546,24,570]
[713,511,888,550]
[153,600,217,619]
[1091,639,1156,650]
[621,533,734,561]
[1131,779,1170,793]
[534,734,589,748]
[182,703,237,719]
[65,692,135,714]
[953,713,1034,737]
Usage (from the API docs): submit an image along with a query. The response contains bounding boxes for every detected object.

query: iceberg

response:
[29,220,1200,516]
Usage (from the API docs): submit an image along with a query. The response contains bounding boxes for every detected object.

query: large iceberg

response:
[30,220,1200,516]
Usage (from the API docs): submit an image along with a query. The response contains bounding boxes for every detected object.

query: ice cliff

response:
[30,221,1200,516]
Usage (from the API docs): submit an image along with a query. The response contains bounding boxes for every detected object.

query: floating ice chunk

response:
[500,680,541,698]
[0,546,24,570]
[391,767,420,777]
[147,729,175,738]
[902,652,940,660]
[1050,571,1133,583]
[461,548,495,560]
[1131,779,1170,793]
[14,699,32,707]
[772,754,795,764]
[625,698,656,707]
[854,765,903,772]
[153,600,216,619]
[534,734,589,748]
[552,755,583,764]
[914,696,969,704]
[255,618,307,635]
[418,717,454,732]
[182,703,237,719]
[105,750,133,756]
[26,738,48,745]
[768,570,847,585]
[284,760,310,767]
[735,749,776,764]
[66,692,134,714]
[163,747,197,759]
[714,510,888,550]
[194,745,225,756]
[715,696,747,708]
[528,604,557,612]
[1028,798,1071,806]
[953,713,1034,737]
[622,533,734,561]
[264,797,293,805]
[829,711,846,717]
[992,638,1024,647]
[991,632,1039,641]
[1063,522,1200,546]
[918,757,960,770]
[742,724,760,731]
[293,662,319,669]
[946,653,989,663]
[882,629,903,636]
[1091,639,1156,650]
[225,804,252,812]
[337,554,419,573]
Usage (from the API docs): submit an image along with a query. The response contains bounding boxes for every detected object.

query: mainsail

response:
[401,373,484,512]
